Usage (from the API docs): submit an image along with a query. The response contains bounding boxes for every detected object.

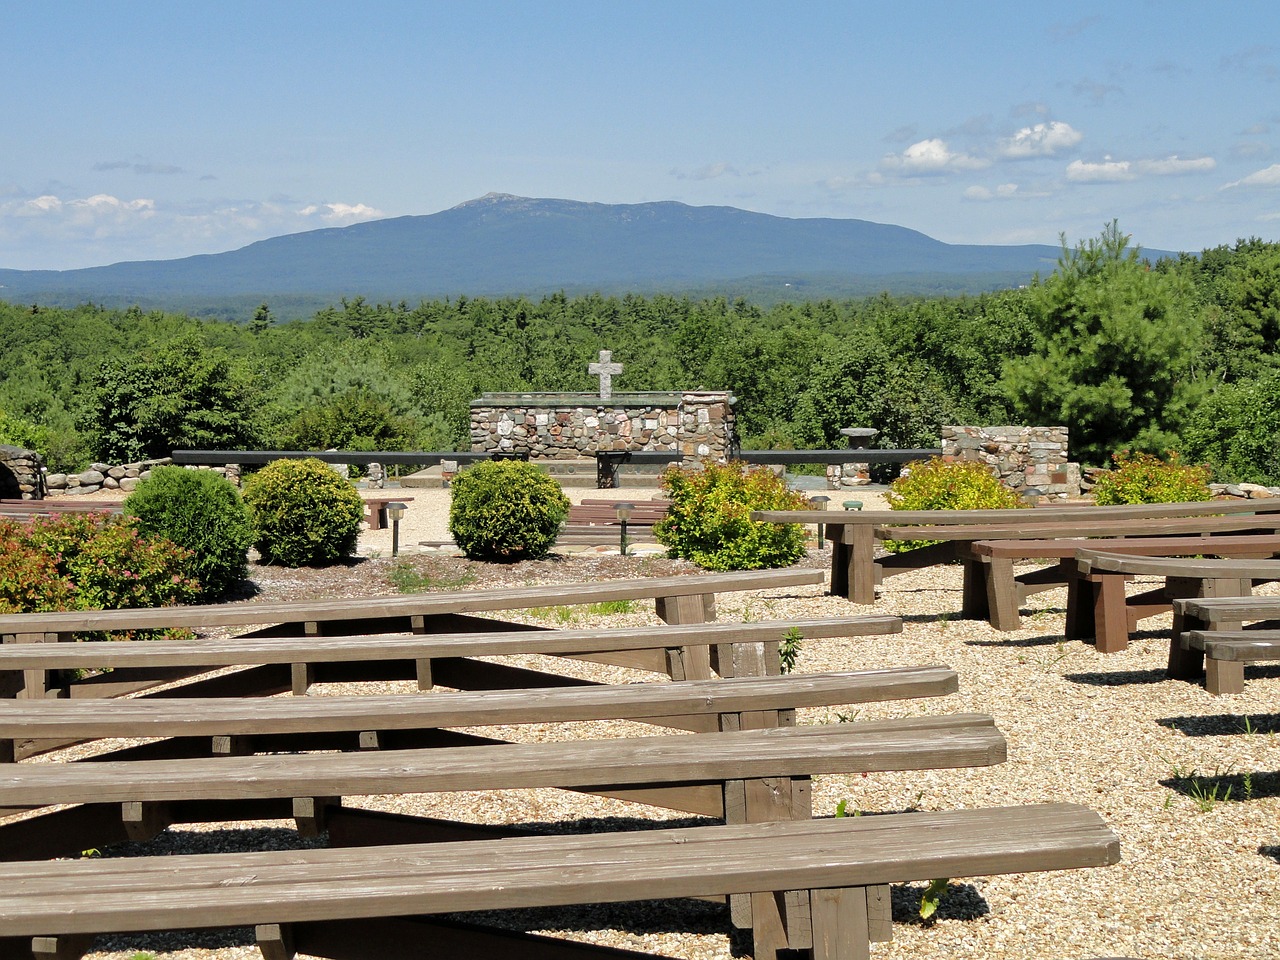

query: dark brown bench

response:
[959,536,1280,635]
[361,495,415,531]
[752,499,1280,604]
[1170,594,1280,694]
[0,803,1119,960]
[557,499,669,545]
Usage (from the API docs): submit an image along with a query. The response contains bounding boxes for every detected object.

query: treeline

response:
[1,225,1278,481]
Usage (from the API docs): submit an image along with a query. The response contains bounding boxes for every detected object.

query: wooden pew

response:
[751,499,1280,604]
[0,620,903,761]
[1170,594,1280,694]
[0,567,830,703]
[959,536,1280,634]
[556,499,668,545]
[0,804,1121,960]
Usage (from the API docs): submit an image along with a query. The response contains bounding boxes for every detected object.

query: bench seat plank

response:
[1184,630,1280,659]
[0,715,1005,807]
[0,617,900,672]
[0,568,825,636]
[879,515,1280,542]
[0,804,1120,937]
[0,666,952,740]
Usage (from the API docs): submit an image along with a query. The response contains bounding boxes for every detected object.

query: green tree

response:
[85,337,260,462]
[1003,222,1202,465]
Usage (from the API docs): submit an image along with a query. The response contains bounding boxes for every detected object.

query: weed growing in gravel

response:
[779,627,803,673]
[388,562,476,594]
[527,600,638,623]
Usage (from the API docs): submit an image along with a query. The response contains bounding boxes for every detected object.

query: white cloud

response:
[1137,155,1216,175]
[964,183,1020,201]
[670,162,741,181]
[881,138,990,175]
[1223,163,1280,189]
[298,201,384,223]
[1066,158,1135,182]
[998,121,1084,158]
[13,193,156,220]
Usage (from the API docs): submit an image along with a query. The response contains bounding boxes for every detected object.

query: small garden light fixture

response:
[615,501,635,556]
[385,501,408,557]
[810,494,831,548]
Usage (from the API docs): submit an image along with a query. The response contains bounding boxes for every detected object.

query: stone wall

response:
[470,391,737,460]
[0,444,44,499]
[46,458,174,495]
[941,425,1080,498]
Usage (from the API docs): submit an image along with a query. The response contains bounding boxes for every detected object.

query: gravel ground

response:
[16,486,1280,959]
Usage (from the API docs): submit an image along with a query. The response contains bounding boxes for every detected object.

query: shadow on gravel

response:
[1158,713,1280,736]
[1260,844,1280,864]
[1161,769,1280,805]
[964,632,1065,648]
[1063,668,1168,686]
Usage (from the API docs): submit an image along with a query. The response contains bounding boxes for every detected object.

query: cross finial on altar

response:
[588,349,623,400]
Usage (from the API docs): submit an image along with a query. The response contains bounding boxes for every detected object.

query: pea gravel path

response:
[17,487,1280,959]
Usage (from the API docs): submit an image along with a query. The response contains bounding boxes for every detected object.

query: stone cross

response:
[588,349,623,400]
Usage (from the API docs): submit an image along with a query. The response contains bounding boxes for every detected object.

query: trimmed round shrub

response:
[654,461,811,571]
[448,460,570,562]
[885,457,1024,553]
[124,466,253,599]
[1091,450,1211,505]
[241,458,366,566]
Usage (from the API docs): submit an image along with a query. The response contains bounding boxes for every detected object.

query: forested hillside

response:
[2,228,1278,481]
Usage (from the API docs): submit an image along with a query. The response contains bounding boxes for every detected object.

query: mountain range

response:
[0,194,1173,316]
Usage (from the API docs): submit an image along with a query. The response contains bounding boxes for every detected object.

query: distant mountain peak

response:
[452,192,530,208]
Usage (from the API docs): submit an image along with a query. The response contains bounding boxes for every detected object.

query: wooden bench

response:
[361,495,415,531]
[1170,594,1280,694]
[0,567,829,703]
[959,536,1280,635]
[0,615,902,759]
[1068,549,1280,652]
[0,499,123,522]
[0,803,1120,960]
[751,499,1280,604]
[556,499,669,545]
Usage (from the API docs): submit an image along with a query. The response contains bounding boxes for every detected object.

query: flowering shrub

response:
[1091,451,1212,505]
[885,457,1024,552]
[655,461,811,570]
[0,515,200,638]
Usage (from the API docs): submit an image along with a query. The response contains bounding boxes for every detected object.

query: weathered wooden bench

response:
[751,499,1280,604]
[361,495,415,531]
[0,567,830,703]
[0,803,1120,960]
[0,498,123,522]
[556,499,669,545]
[1170,594,1280,694]
[959,535,1280,635]
[0,615,902,759]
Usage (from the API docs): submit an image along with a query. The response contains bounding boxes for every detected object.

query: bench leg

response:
[1093,574,1131,653]
[1167,612,1206,681]
[1205,657,1246,696]
[960,557,989,620]
[983,558,1021,630]
[829,536,850,598]
[847,525,876,605]
[31,934,95,960]
[656,593,715,679]
[809,886,872,960]
[122,800,172,842]
[293,796,340,837]
[1064,575,1095,641]
[257,923,296,960]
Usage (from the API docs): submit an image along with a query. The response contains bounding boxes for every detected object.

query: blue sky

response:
[3,1,1278,270]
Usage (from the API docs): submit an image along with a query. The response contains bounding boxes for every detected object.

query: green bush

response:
[0,515,200,629]
[654,461,811,571]
[1091,451,1212,505]
[885,457,1024,552]
[242,458,366,566]
[124,467,254,599]
[448,460,570,562]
